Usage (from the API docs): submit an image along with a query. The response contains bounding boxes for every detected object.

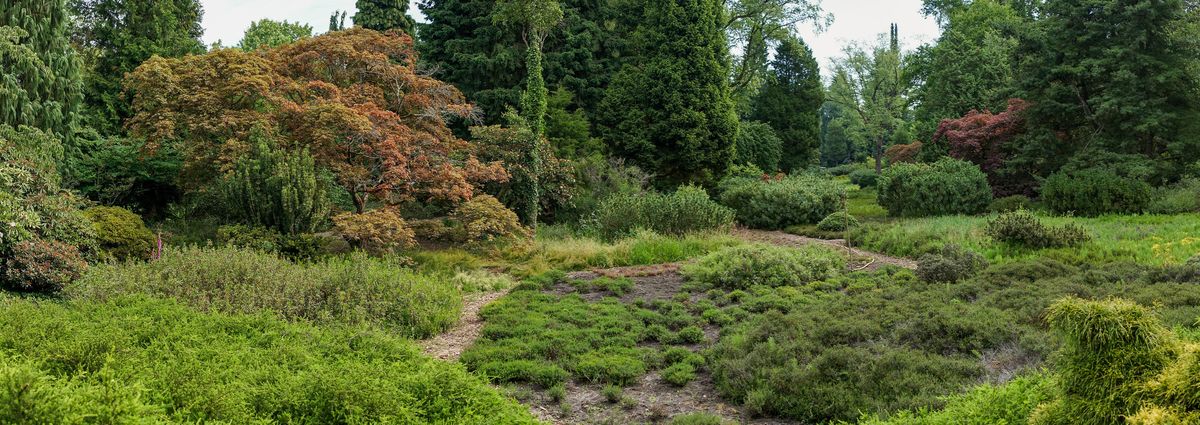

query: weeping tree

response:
[493,0,563,227]
[0,0,84,153]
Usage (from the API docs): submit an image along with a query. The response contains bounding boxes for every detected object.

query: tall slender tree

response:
[751,36,823,171]
[353,0,415,34]
[827,26,910,174]
[0,0,84,149]
[598,0,738,187]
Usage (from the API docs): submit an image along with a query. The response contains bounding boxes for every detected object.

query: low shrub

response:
[574,350,647,386]
[734,121,783,172]
[332,208,416,254]
[3,239,87,292]
[817,211,860,232]
[989,195,1033,213]
[215,224,329,261]
[450,194,531,247]
[671,413,733,425]
[662,362,697,386]
[594,186,734,239]
[601,384,623,403]
[1040,169,1152,216]
[916,244,988,283]
[849,168,878,187]
[0,296,538,424]
[67,246,461,338]
[1147,179,1200,214]
[856,374,1053,425]
[826,163,864,176]
[877,158,992,217]
[985,210,1090,249]
[681,244,844,290]
[718,174,845,229]
[83,206,154,262]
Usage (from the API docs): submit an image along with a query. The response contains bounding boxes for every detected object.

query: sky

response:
[199,0,940,71]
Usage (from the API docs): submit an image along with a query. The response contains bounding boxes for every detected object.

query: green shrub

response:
[856,374,1053,425]
[547,383,566,402]
[555,156,650,223]
[681,244,844,290]
[817,211,860,232]
[332,208,416,254]
[718,174,845,229]
[989,195,1033,213]
[671,413,733,425]
[573,350,647,386]
[67,246,461,338]
[594,186,734,239]
[1147,179,1200,214]
[734,121,783,172]
[83,206,154,262]
[826,163,865,176]
[985,210,1091,249]
[662,362,697,387]
[474,360,570,387]
[916,244,988,283]
[1040,169,1152,216]
[601,384,623,403]
[676,325,706,344]
[214,224,328,261]
[663,347,705,368]
[877,158,992,217]
[849,168,878,187]
[0,296,539,424]
[218,132,331,234]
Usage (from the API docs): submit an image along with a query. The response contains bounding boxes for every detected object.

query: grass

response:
[0,295,539,424]
[524,228,744,274]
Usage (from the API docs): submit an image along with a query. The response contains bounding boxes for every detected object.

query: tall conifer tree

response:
[0,0,84,148]
[354,0,416,34]
[751,36,823,171]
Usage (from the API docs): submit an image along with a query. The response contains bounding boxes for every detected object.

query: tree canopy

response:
[0,1,84,149]
[751,36,823,171]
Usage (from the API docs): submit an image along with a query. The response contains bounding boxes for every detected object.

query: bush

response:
[817,211,860,232]
[826,163,864,176]
[3,239,87,292]
[1040,169,1152,216]
[662,362,697,386]
[681,244,844,290]
[718,174,845,229]
[985,210,1091,249]
[877,158,992,217]
[332,208,416,254]
[450,194,531,247]
[601,384,623,403]
[67,246,461,338]
[849,168,878,187]
[215,224,328,261]
[555,157,650,223]
[989,195,1033,213]
[916,244,988,283]
[1147,179,1200,214]
[734,121,783,172]
[217,132,332,234]
[856,374,1053,425]
[83,206,154,261]
[0,296,539,424]
[573,350,647,386]
[594,186,734,239]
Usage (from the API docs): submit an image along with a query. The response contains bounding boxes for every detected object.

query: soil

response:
[732,228,918,271]
[420,288,511,361]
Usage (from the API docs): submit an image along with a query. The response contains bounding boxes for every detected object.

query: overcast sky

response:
[199,0,940,72]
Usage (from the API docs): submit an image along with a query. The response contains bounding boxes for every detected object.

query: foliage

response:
[672,413,735,425]
[218,131,331,234]
[353,0,415,33]
[681,244,844,290]
[593,186,734,240]
[449,194,531,247]
[916,244,988,283]
[3,239,87,292]
[470,112,573,225]
[817,211,860,232]
[238,19,312,51]
[884,141,923,164]
[0,295,538,423]
[877,158,993,217]
[989,194,1032,213]
[1148,179,1200,214]
[0,3,83,155]
[213,225,330,261]
[856,374,1053,425]
[68,246,461,338]
[931,99,1032,196]
[734,121,783,172]
[826,27,910,173]
[661,362,697,386]
[332,208,416,255]
[535,229,742,272]
[554,156,649,223]
[83,206,153,262]
[985,210,1091,249]
[718,174,845,229]
[598,0,738,187]
[751,36,824,171]
[70,0,205,135]
[723,0,827,111]
[1040,169,1152,216]
[848,168,878,188]
[72,134,181,214]
[125,29,508,212]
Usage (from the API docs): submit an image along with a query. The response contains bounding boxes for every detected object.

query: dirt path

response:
[420,288,511,360]
[732,228,917,271]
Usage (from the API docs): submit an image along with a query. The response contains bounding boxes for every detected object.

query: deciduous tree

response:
[238,19,312,51]
[826,25,911,174]
[931,99,1031,195]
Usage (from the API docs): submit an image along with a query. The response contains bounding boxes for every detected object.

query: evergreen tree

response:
[0,0,84,150]
[70,0,205,135]
[353,0,415,34]
[751,36,823,171]
[329,10,348,32]
[238,19,312,51]
[597,0,738,187]
[1016,0,1199,176]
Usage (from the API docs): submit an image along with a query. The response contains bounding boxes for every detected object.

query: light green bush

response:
[877,158,992,217]
[681,244,844,289]
[817,211,860,232]
[594,186,734,240]
[67,246,461,338]
[985,210,1090,249]
[718,174,845,229]
[83,206,154,262]
[662,362,697,386]
[218,132,331,234]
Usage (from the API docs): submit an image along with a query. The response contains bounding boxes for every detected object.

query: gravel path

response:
[419,288,511,360]
[732,228,918,271]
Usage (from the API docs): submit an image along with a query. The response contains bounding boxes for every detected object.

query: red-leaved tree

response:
[932,99,1031,196]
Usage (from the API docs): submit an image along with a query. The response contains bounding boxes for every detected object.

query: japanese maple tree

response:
[931,98,1030,196]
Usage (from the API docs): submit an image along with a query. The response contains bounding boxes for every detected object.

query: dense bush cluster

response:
[848,168,878,187]
[718,174,845,229]
[594,186,734,239]
[989,195,1033,213]
[681,244,844,289]
[67,246,461,338]
[217,133,332,234]
[83,206,154,262]
[917,244,988,283]
[0,296,538,424]
[449,194,531,247]
[985,210,1091,249]
[1040,169,1152,216]
[877,158,993,217]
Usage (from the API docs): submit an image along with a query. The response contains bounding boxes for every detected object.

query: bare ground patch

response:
[732,228,917,271]
[420,288,511,360]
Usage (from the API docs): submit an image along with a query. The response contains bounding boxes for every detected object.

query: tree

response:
[920,0,1040,24]
[751,36,823,171]
[238,19,312,51]
[125,29,508,213]
[329,10,348,31]
[0,1,84,153]
[1015,0,1200,177]
[69,0,205,135]
[597,0,738,187]
[931,99,1033,196]
[723,0,829,112]
[819,101,868,166]
[354,0,415,34]
[826,26,911,174]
